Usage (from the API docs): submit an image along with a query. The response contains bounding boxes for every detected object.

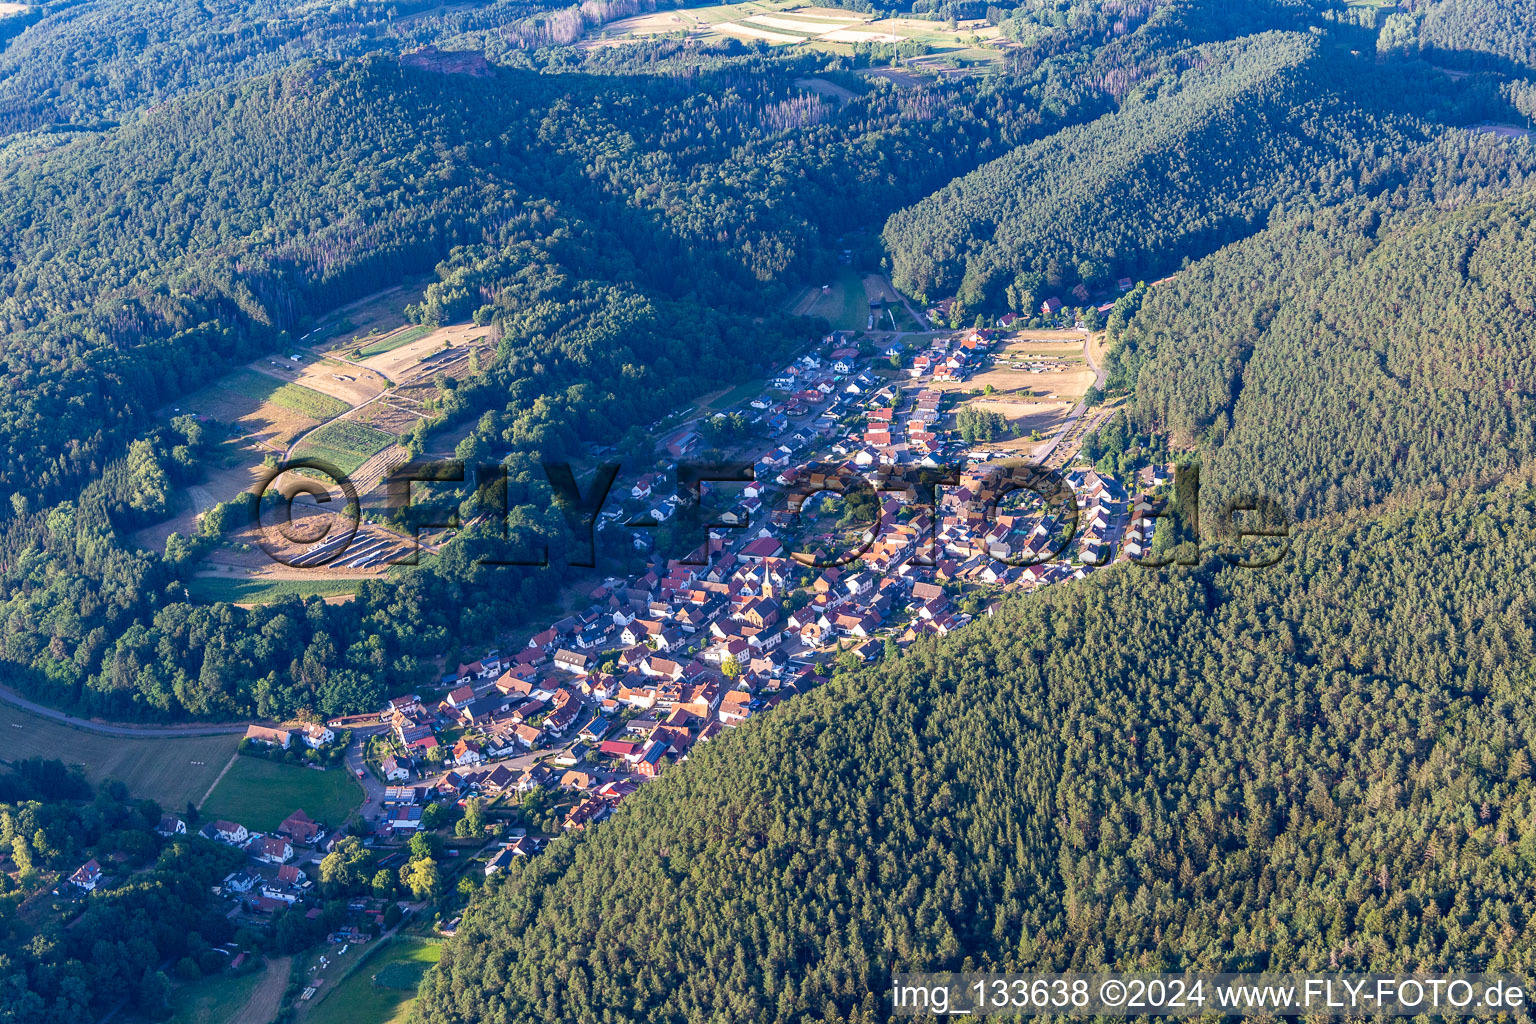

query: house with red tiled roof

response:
[278,810,322,846]
[251,835,293,865]
[70,859,103,891]
[244,725,291,749]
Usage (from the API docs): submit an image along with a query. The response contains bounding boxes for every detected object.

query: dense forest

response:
[414,478,1536,1024]
[1117,159,1536,523]
[1413,0,1536,73]
[0,0,658,134]
[880,26,1511,311]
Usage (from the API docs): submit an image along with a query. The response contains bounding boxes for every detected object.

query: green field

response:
[184,576,363,605]
[165,965,264,1024]
[293,420,397,475]
[270,382,350,420]
[358,324,430,357]
[832,267,869,330]
[305,938,443,1024]
[201,755,362,832]
[0,704,239,808]
[216,369,350,420]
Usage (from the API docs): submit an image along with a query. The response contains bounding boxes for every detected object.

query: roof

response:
[244,725,290,744]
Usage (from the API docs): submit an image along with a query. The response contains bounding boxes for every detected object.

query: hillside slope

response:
[1122,172,1536,522]
[879,30,1466,311]
[413,480,1536,1024]
[1418,0,1536,73]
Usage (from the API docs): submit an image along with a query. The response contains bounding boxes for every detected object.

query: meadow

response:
[184,575,363,605]
[200,755,362,831]
[0,705,238,808]
[357,323,431,358]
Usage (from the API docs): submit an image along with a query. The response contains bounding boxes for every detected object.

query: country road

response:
[0,683,251,738]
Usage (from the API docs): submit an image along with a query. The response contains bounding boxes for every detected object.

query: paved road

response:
[342,726,390,822]
[0,683,251,738]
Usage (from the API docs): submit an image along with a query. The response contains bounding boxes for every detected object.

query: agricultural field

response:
[0,706,239,809]
[281,357,390,408]
[589,2,1002,64]
[200,755,363,831]
[293,420,398,476]
[303,938,443,1024]
[343,322,492,381]
[176,367,346,449]
[267,381,350,421]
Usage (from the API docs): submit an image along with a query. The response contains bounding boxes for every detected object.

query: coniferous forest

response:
[0,0,1533,1019]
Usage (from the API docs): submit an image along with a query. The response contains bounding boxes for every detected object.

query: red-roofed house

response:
[252,835,294,865]
[70,859,103,891]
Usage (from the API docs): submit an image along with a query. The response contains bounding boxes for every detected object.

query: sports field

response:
[304,938,443,1024]
[201,756,363,832]
[0,704,239,808]
[789,266,871,330]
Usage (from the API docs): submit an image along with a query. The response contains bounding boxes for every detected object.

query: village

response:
[26,308,1186,1024]
[54,312,1175,960]
[257,315,1176,878]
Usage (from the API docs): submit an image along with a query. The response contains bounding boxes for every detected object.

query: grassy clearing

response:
[201,755,362,831]
[209,369,283,405]
[0,705,238,808]
[184,576,363,605]
[834,266,869,330]
[165,966,265,1024]
[304,938,443,1024]
[358,324,431,357]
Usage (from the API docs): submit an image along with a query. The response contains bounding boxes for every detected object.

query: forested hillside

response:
[415,479,1536,1024]
[880,27,1503,312]
[1119,163,1536,523]
[0,37,1131,720]
[0,0,642,133]
[1416,0,1536,73]
[0,43,1086,515]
